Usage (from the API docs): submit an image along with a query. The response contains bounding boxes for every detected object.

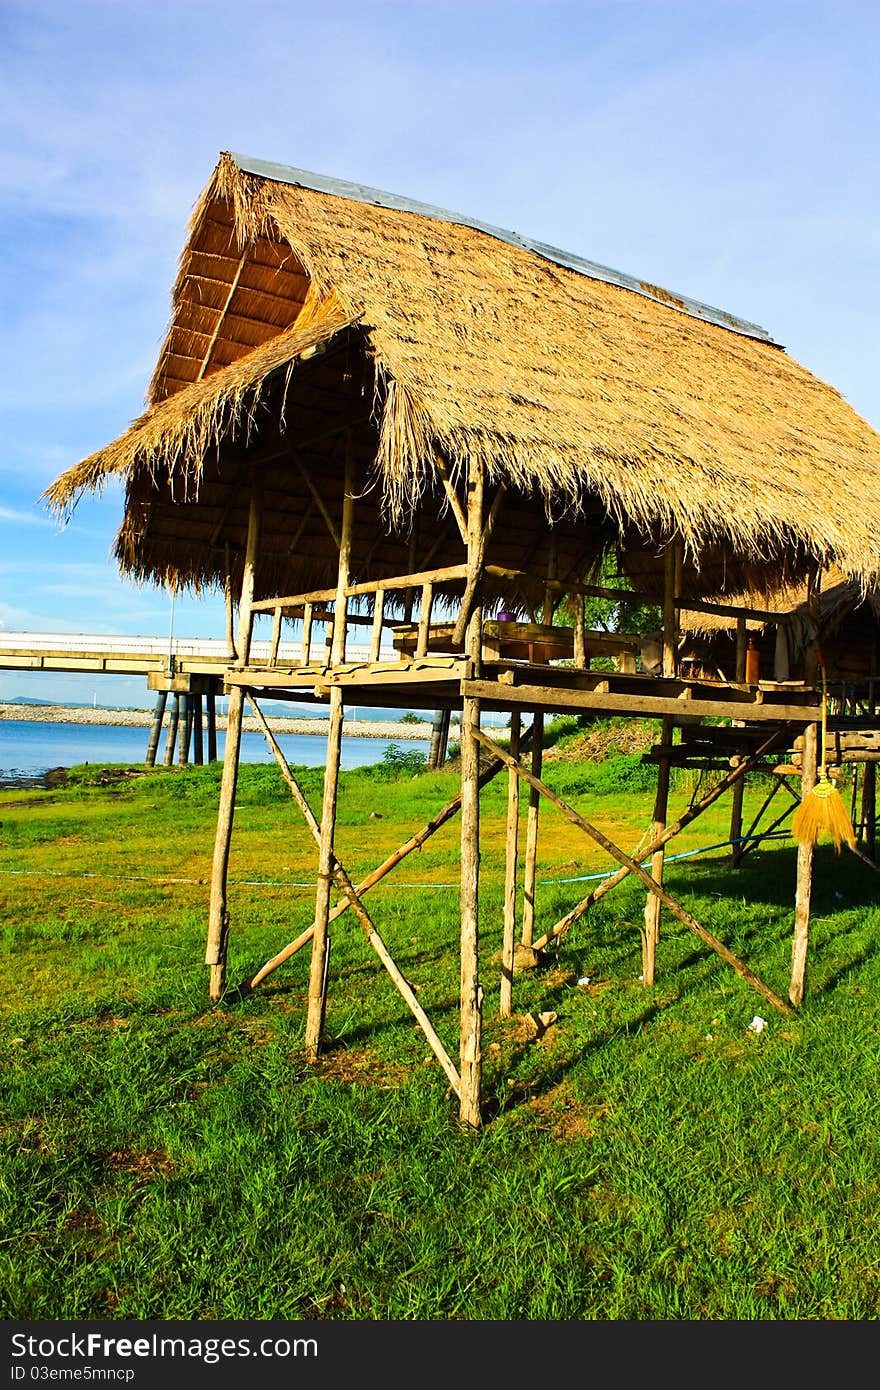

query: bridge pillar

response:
[145,690,167,767]
[163,693,179,766]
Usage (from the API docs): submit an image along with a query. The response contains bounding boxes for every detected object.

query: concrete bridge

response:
[0,629,399,767]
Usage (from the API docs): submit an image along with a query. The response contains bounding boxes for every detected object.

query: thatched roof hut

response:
[45,151,880,613]
[680,568,880,691]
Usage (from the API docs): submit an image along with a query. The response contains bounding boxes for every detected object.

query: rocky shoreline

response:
[0,702,440,740]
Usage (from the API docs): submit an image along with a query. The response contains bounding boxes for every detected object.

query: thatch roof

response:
[45,151,880,601]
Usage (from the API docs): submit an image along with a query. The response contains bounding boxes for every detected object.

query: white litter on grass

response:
[747,1015,768,1034]
[577,976,592,987]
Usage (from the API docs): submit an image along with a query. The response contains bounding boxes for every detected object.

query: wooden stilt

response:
[475,729,794,1017]
[500,709,521,1017]
[520,712,544,948]
[790,721,818,1008]
[145,690,167,768]
[162,694,179,767]
[642,714,673,985]
[205,493,261,1001]
[729,618,748,863]
[305,445,355,1059]
[206,691,217,763]
[459,457,485,1129]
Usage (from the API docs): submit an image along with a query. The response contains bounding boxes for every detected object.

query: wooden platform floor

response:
[226,655,824,724]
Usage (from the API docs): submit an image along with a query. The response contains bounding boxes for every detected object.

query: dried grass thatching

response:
[45,151,880,597]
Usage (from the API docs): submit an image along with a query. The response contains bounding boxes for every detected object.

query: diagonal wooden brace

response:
[473,728,794,1017]
[246,695,462,1094]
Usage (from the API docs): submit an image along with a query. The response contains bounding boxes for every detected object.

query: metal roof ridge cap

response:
[229,152,779,348]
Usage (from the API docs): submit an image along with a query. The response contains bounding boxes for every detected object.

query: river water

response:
[0,719,427,786]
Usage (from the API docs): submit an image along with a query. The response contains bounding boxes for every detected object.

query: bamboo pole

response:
[459,457,485,1128]
[224,543,237,660]
[145,690,167,768]
[729,617,748,864]
[369,592,384,661]
[244,738,516,992]
[416,583,434,658]
[662,540,680,679]
[642,714,673,985]
[205,491,261,1001]
[500,709,521,1017]
[520,712,544,948]
[305,446,354,1058]
[475,729,794,1017]
[530,724,791,952]
[790,721,818,1008]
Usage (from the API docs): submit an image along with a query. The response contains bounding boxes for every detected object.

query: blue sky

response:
[1,0,878,706]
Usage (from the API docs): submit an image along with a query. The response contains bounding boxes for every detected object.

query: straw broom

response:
[792,665,856,853]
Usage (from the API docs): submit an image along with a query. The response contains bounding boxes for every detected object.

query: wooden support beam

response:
[246,696,461,1096]
[532,725,791,951]
[416,583,434,658]
[432,448,468,543]
[475,729,794,1016]
[520,712,543,949]
[269,607,283,667]
[643,715,673,984]
[305,449,354,1057]
[662,541,680,679]
[292,449,342,549]
[790,721,818,1008]
[195,251,247,381]
[452,485,506,648]
[462,678,822,724]
[369,591,384,662]
[459,457,485,1129]
[206,490,261,1001]
[500,710,521,1018]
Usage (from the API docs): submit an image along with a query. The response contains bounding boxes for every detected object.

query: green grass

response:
[1,750,879,1320]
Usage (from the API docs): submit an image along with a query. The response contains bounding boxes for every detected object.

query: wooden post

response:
[729,617,748,864]
[192,692,204,766]
[459,456,484,1129]
[145,690,167,768]
[224,543,237,660]
[269,606,283,667]
[500,709,521,1017]
[862,635,878,861]
[573,594,586,669]
[205,490,261,1001]
[177,692,192,766]
[300,602,314,665]
[642,714,673,985]
[520,712,544,948]
[416,583,434,657]
[163,693,179,766]
[790,720,818,1008]
[305,447,355,1059]
[206,690,218,763]
[369,592,384,661]
[662,540,680,679]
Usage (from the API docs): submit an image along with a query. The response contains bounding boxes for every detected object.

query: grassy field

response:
[2,727,879,1320]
